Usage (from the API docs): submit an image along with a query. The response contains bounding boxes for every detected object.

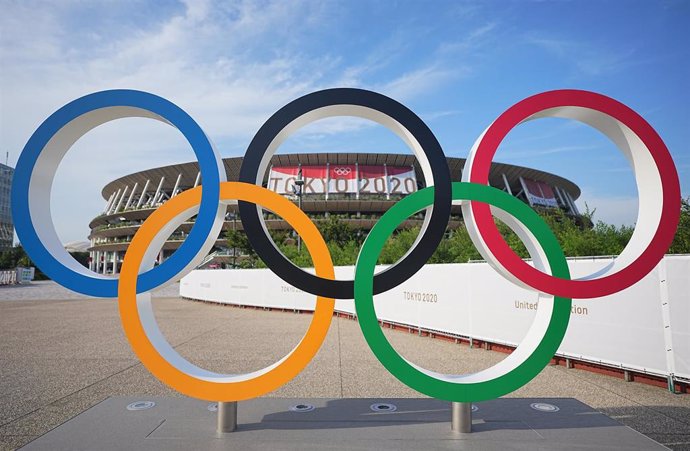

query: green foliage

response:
[379,228,419,264]
[0,246,24,269]
[224,199,690,269]
[538,208,634,257]
[318,215,360,246]
[70,251,90,268]
[225,228,258,268]
[429,226,483,263]
[0,245,50,279]
[229,216,367,269]
[669,197,690,254]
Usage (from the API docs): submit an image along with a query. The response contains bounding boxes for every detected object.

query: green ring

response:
[353,182,571,402]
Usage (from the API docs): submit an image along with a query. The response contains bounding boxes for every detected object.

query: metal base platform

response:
[20,397,667,450]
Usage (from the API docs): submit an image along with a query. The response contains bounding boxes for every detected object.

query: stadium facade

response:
[87,153,581,274]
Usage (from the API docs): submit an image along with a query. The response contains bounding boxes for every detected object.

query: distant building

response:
[64,241,91,253]
[0,163,14,251]
[87,153,581,275]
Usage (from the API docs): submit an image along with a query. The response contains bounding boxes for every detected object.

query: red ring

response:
[467,90,680,299]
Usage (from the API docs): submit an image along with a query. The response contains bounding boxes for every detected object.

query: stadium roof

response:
[102,153,581,201]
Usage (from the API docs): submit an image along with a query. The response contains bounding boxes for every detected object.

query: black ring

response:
[238,88,451,299]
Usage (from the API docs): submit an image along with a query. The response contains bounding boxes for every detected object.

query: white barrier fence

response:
[180,256,690,382]
[0,270,17,285]
[0,267,35,286]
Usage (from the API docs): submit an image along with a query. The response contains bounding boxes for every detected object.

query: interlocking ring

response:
[462,90,681,298]
[354,182,571,402]
[238,88,451,299]
[11,90,226,297]
[13,88,679,404]
[118,182,335,401]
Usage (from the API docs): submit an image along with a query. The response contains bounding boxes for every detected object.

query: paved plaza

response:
[1,281,689,450]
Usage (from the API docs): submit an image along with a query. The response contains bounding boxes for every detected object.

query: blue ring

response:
[11,90,222,297]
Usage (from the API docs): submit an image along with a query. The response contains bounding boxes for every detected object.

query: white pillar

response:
[554,185,567,208]
[103,192,116,214]
[171,173,182,198]
[136,179,151,209]
[107,189,122,214]
[566,191,580,215]
[193,171,201,188]
[124,182,138,210]
[151,177,165,206]
[112,251,119,275]
[325,162,330,201]
[384,163,390,200]
[114,185,129,213]
[518,176,533,206]
[355,162,360,200]
[556,186,573,213]
[502,173,513,195]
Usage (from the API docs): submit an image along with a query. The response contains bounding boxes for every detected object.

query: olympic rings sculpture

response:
[12,88,680,403]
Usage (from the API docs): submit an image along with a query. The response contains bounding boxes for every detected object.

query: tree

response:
[225,229,257,268]
[378,227,419,264]
[317,216,360,246]
[669,197,690,254]
[0,245,49,279]
[228,197,690,269]
[70,251,90,268]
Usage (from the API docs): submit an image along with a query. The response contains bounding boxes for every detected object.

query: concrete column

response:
[112,251,119,275]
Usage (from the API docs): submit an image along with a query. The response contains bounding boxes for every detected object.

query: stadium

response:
[87,153,582,274]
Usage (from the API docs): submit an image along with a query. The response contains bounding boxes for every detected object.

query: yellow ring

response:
[118,182,335,401]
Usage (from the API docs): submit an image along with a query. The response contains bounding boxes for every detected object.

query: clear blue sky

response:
[1,0,688,243]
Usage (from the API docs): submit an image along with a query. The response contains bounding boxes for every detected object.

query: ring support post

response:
[217,401,237,434]
[451,402,471,433]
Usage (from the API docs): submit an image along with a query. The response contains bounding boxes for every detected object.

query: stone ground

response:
[1,281,689,450]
